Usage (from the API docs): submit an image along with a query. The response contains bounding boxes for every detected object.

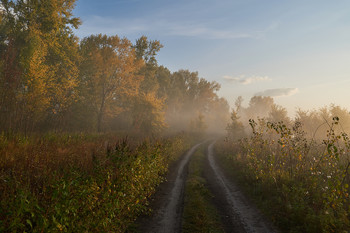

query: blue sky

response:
[73,0,350,116]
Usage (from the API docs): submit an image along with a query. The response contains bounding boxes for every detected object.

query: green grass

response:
[182,146,225,233]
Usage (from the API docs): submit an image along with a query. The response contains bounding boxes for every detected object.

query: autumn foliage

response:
[0,1,229,231]
[0,0,229,135]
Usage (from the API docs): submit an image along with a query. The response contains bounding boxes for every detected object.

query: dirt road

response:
[207,141,276,233]
[135,142,203,233]
[135,141,277,233]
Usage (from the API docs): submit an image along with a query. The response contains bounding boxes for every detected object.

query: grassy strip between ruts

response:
[0,133,192,232]
[182,144,225,233]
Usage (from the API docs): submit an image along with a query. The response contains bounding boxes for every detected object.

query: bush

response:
[217,118,350,232]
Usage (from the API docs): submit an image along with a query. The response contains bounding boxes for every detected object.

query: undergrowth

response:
[182,145,224,233]
[216,117,350,232]
[0,132,190,232]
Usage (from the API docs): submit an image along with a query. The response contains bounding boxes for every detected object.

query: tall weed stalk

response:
[218,117,350,232]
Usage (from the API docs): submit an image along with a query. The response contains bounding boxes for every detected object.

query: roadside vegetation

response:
[2,1,350,233]
[0,1,228,231]
[182,145,225,233]
[0,133,191,232]
[218,111,350,232]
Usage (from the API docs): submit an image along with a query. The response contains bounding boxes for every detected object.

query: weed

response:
[217,118,350,232]
[0,133,190,232]
[182,146,225,233]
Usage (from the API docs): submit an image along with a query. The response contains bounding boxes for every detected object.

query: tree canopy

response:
[0,0,230,135]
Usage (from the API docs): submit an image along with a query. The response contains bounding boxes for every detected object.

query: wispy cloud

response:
[223,75,271,85]
[255,88,299,97]
[77,16,151,37]
[167,25,255,39]
[77,15,265,39]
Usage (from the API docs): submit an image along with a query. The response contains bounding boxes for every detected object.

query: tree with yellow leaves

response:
[0,0,81,132]
[131,92,167,134]
[131,36,167,134]
[79,34,143,132]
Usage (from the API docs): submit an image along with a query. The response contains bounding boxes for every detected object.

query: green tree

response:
[167,70,221,130]
[134,35,163,67]
[134,35,163,94]
[155,65,172,99]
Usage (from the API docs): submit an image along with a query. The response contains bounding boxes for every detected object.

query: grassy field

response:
[0,132,191,232]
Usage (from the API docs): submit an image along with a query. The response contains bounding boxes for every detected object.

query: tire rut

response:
[135,142,203,233]
[135,141,277,233]
[207,141,277,233]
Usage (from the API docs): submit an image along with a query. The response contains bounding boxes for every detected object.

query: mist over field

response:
[1,0,350,232]
[1,0,350,137]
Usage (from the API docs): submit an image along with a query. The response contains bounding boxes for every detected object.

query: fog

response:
[226,95,350,142]
[1,1,349,140]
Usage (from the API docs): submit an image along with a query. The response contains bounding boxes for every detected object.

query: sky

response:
[72,0,350,117]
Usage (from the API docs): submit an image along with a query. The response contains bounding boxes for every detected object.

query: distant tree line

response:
[227,95,350,141]
[0,0,229,134]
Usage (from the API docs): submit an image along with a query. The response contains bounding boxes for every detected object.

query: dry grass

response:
[0,132,190,232]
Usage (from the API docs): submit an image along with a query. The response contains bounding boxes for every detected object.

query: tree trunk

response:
[97,96,106,133]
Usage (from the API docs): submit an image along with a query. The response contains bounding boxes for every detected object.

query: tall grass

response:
[217,118,350,232]
[0,132,190,232]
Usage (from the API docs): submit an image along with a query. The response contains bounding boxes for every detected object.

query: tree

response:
[235,96,244,113]
[244,96,274,120]
[170,70,220,113]
[226,109,245,141]
[129,36,167,134]
[330,104,350,133]
[131,92,166,134]
[155,65,171,99]
[189,113,207,134]
[162,69,222,132]
[79,34,143,132]
[268,104,290,125]
[295,109,323,139]
[0,0,81,132]
[206,97,230,134]
[134,35,163,67]
[134,35,163,94]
